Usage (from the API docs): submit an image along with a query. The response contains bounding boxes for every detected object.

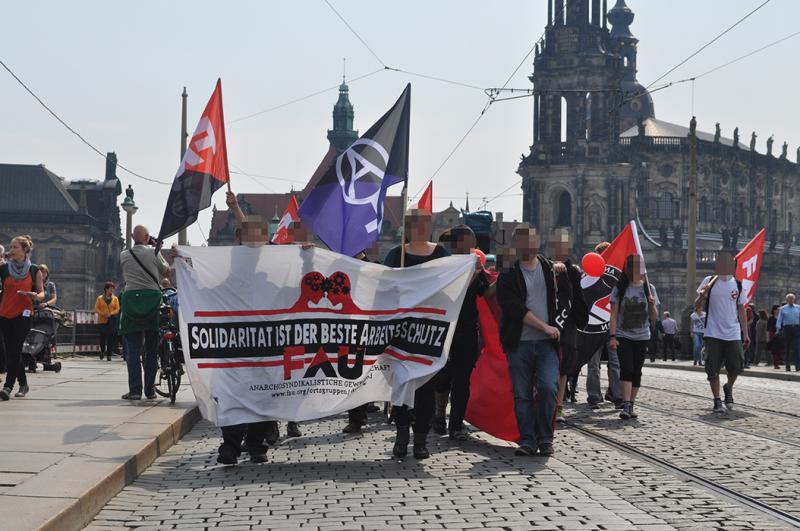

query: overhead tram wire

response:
[644,0,773,91]
[322,0,386,67]
[0,57,170,186]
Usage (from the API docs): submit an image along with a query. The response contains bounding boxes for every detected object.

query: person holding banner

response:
[608,254,659,420]
[384,208,450,459]
[433,225,489,441]
[497,224,571,457]
[695,249,749,414]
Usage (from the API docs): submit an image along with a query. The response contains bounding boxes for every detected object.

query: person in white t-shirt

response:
[694,249,749,414]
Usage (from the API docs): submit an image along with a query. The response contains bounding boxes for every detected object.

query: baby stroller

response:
[22,307,64,373]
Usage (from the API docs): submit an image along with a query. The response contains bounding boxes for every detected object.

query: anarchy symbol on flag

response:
[336,139,389,233]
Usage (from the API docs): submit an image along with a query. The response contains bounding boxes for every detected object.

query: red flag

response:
[413,182,433,214]
[466,222,644,443]
[735,228,766,305]
[158,79,230,241]
[271,195,300,244]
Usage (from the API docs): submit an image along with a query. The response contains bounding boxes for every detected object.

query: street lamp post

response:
[121,191,138,250]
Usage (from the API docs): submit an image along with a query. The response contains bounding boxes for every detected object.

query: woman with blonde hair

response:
[0,236,44,400]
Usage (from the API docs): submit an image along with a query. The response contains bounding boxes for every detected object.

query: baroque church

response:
[519,0,800,318]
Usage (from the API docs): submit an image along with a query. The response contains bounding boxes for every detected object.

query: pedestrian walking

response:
[767,305,784,369]
[0,236,44,400]
[777,293,800,372]
[608,254,658,420]
[432,225,489,441]
[689,309,706,366]
[119,225,170,401]
[661,311,677,361]
[95,282,120,361]
[695,249,749,414]
[0,244,6,374]
[754,309,769,366]
[384,207,451,460]
[497,224,574,457]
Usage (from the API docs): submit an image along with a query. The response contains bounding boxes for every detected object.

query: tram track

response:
[565,420,800,529]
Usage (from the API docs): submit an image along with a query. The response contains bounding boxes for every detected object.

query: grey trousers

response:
[586,345,622,404]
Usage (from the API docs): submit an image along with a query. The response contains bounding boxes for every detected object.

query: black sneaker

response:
[514,445,536,456]
[217,444,238,465]
[588,402,601,410]
[723,383,734,410]
[614,400,625,409]
[449,427,469,441]
[249,446,268,463]
[432,416,447,435]
[342,422,362,434]
[0,388,10,401]
[629,402,638,419]
[713,397,726,414]
[619,401,631,420]
[286,422,302,438]
[121,392,141,400]
[538,443,554,456]
[265,422,279,445]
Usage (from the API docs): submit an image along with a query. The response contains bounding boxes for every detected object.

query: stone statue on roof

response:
[721,227,731,249]
[767,135,774,156]
[125,184,134,201]
[714,123,721,143]
[637,116,646,137]
[796,146,800,164]
[750,132,757,152]
[732,127,739,148]
[780,142,788,160]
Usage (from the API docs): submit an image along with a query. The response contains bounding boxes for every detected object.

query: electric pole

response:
[686,116,698,306]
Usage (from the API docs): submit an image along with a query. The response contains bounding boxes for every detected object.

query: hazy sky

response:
[2,1,799,245]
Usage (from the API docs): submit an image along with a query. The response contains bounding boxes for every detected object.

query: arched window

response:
[719,199,729,225]
[656,192,675,219]
[555,191,572,227]
[699,196,708,222]
[560,96,568,144]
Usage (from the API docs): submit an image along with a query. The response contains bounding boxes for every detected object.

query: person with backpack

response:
[695,249,749,414]
[0,236,45,400]
[608,254,658,420]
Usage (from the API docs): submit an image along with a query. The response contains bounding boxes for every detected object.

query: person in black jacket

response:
[497,224,577,457]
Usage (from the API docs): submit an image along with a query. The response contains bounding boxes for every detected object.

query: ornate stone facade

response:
[519,0,800,317]
[0,155,123,309]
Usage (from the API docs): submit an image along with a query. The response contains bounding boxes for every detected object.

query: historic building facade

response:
[0,154,123,309]
[519,0,800,319]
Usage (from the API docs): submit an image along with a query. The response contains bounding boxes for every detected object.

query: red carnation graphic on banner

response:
[290,271,359,313]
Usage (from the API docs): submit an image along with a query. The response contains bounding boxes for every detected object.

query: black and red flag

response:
[158,79,230,242]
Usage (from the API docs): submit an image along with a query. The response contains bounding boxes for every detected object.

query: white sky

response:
[2,0,798,245]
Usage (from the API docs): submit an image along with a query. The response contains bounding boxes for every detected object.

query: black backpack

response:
[0,263,40,305]
[703,275,743,327]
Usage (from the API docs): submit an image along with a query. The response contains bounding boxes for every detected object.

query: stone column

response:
[576,174,586,249]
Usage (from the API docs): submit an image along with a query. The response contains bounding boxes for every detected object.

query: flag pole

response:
[178,87,189,246]
[400,183,408,267]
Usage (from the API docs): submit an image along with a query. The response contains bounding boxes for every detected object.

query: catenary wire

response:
[322,0,386,67]
[0,57,171,186]
[383,66,484,91]
[644,0,773,90]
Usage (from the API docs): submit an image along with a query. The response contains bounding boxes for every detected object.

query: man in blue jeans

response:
[777,293,800,371]
[497,224,577,457]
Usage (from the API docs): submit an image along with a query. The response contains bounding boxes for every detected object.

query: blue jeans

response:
[692,333,704,364]
[586,344,621,404]
[784,326,800,369]
[507,340,560,448]
[124,330,159,396]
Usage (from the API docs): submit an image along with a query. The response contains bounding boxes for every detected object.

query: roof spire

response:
[608,0,635,39]
[465,192,470,212]
[342,57,346,84]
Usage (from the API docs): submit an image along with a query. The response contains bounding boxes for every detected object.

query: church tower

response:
[531,0,622,162]
[327,77,359,154]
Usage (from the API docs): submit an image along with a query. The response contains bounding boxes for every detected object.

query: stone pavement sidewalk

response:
[0,358,199,531]
[647,359,800,381]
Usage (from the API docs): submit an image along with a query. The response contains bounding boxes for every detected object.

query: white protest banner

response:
[175,245,474,426]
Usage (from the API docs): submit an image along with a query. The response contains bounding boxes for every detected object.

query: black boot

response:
[393,425,410,458]
[413,431,430,460]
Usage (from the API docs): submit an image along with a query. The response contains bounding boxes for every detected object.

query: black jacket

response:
[497,256,587,353]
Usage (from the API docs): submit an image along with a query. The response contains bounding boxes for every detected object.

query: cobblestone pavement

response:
[88,367,799,530]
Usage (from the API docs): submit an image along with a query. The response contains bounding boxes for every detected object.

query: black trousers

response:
[662,334,675,361]
[434,332,479,432]
[393,377,436,436]
[0,315,31,391]
[220,422,271,454]
[99,331,118,357]
[619,338,648,388]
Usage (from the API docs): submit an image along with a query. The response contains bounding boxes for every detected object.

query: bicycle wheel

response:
[168,358,181,404]
[154,341,172,398]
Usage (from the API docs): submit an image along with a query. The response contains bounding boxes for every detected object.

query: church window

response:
[699,197,708,222]
[555,191,572,227]
[560,97,568,144]
[656,192,675,220]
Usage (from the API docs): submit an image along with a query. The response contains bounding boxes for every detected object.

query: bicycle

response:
[154,292,183,404]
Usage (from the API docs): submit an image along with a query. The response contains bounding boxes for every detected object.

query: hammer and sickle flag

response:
[299,84,410,257]
[158,79,230,242]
